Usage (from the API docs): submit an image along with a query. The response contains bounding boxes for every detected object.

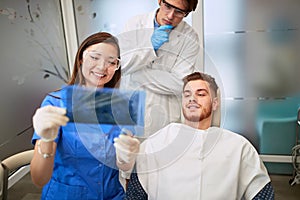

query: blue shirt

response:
[32,89,124,200]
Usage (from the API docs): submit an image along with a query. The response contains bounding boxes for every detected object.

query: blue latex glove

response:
[151,25,173,51]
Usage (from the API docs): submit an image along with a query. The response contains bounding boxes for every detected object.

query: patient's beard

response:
[183,104,212,123]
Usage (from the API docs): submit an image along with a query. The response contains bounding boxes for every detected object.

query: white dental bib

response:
[136,123,270,200]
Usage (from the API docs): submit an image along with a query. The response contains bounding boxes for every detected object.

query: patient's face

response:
[182,80,213,122]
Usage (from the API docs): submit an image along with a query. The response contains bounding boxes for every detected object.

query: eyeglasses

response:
[83,50,120,71]
[161,0,188,18]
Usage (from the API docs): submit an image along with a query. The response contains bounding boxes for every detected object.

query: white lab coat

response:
[136,123,271,200]
[118,10,202,137]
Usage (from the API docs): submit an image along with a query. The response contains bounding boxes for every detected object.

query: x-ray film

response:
[60,85,145,136]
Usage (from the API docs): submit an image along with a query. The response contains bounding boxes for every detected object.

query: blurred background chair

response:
[256,95,300,175]
[0,149,34,200]
[258,117,297,174]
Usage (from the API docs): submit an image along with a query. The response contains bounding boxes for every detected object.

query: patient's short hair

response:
[182,72,219,97]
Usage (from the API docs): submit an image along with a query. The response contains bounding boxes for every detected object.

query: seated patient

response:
[122,72,274,200]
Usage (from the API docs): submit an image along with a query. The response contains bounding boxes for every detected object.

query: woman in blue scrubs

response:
[30,32,125,199]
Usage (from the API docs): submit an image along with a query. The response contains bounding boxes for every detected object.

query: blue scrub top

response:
[32,89,124,200]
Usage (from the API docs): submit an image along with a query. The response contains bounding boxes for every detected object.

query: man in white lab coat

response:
[121,72,274,200]
[118,0,201,137]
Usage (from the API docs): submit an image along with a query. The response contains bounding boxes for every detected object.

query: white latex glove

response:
[114,129,140,164]
[33,105,69,142]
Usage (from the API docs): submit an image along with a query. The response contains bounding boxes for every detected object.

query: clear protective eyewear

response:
[83,50,120,71]
[161,0,188,18]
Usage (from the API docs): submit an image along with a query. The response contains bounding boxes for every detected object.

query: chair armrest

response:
[1,149,34,199]
[1,150,34,172]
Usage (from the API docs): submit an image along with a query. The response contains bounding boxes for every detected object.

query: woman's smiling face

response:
[82,42,119,88]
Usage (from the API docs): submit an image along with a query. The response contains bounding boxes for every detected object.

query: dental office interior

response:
[0,0,300,199]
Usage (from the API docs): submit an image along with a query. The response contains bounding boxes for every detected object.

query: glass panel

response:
[223,99,259,149]
[245,0,300,31]
[204,0,246,34]
[204,34,247,98]
[204,0,300,33]
[205,31,300,98]
[0,0,69,159]
[245,31,300,98]
[204,0,300,157]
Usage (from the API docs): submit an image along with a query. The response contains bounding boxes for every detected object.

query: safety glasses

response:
[161,0,188,18]
[83,50,120,71]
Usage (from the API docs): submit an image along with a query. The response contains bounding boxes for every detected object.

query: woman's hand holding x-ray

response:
[114,129,140,166]
[33,105,69,142]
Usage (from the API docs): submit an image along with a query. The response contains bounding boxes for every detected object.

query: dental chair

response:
[211,89,221,127]
[0,149,34,200]
[256,95,300,174]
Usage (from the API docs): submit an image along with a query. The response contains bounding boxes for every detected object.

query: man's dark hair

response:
[182,72,219,97]
[186,0,198,12]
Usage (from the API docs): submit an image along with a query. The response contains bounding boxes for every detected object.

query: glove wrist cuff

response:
[40,137,55,142]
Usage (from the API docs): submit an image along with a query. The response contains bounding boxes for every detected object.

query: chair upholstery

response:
[0,149,34,200]
[256,95,300,174]
[211,89,221,127]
